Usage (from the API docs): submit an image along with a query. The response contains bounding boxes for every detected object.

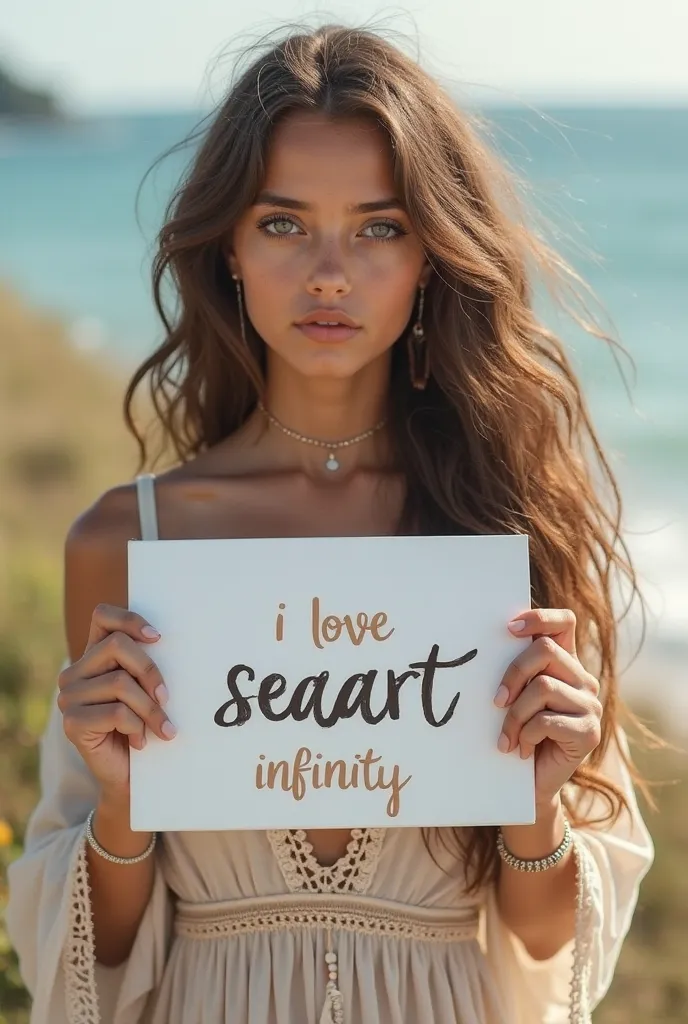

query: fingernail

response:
[508,619,526,632]
[498,732,510,753]
[519,745,531,760]
[155,683,169,706]
[162,720,177,739]
[494,684,509,708]
[141,625,161,640]
[139,734,147,749]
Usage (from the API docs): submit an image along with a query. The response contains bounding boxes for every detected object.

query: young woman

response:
[7,23,653,1024]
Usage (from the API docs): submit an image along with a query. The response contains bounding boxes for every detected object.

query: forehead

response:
[261,112,396,201]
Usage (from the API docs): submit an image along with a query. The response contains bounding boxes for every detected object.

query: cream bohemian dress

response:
[6,476,654,1024]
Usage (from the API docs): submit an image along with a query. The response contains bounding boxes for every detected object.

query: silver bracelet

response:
[497,816,572,872]
[85,808,157,865]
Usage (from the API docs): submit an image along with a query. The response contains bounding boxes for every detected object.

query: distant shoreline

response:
[0,62,63,120]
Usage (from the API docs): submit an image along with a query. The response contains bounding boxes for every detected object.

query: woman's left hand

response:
[495,608,603,810]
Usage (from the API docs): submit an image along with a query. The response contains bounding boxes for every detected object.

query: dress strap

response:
[135,473,159,541]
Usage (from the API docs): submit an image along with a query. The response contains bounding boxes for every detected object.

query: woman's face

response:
[229,112,431,382]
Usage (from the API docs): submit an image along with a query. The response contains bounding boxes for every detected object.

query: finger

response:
[517,710,602,761]
[57,670,174,742]
[85,603,160,655]
[495,635,597,709]
[508,608,577,657]
[498,675,593,755]
[63,701,147,751]
[80,631,167,705]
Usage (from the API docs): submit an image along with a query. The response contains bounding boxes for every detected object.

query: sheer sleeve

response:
[6,682,172,1024]
[480,727,654,1024]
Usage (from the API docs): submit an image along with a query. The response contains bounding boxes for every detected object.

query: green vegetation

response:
[0,285,686,1022]
[0,284,136,1021]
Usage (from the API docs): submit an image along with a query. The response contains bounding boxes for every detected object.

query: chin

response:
[270,346,370,380]
[265,334,392,382]
[295,357,378,381]
[276,341,390,381]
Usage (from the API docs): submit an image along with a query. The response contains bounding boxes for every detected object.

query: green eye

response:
[361,220,408,241]
[264,217,299,236]
[368,223,394,238]
[257,214,408,242]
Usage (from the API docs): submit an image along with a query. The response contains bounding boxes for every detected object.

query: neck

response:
[264,353,389,439]
[258,352,392,474]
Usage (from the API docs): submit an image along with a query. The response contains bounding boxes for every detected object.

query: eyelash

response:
[256,214,409,243]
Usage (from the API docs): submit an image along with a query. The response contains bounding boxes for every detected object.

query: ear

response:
[418,262,432,289]
[223,243,241,280]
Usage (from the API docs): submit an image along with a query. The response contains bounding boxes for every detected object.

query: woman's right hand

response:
[58,604,176,794]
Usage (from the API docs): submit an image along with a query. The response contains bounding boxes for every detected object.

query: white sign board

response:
[128,535,534,832]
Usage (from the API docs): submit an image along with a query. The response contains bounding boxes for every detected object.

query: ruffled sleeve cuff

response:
[6,688,171,1024]
[481,731,654,1024]
[481,834,597,1024]
[60,821,171,1024]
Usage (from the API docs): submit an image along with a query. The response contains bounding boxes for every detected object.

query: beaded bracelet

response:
[85,808,157,865]
[496,816,572,872]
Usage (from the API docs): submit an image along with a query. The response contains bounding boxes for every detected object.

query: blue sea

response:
[0,107,686,694]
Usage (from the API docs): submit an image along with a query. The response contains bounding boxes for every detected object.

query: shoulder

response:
[66,481,142,563]
[64,480,144,602]
[63,482,144,660]
[63,452,252,557]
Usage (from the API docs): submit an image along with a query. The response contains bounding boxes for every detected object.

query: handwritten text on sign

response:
[215,596,478,817]
[128,535,535,832]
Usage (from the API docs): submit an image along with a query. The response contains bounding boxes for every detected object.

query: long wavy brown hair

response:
[125,22,650,888]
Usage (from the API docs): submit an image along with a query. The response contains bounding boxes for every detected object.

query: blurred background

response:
[0,2,686,1021]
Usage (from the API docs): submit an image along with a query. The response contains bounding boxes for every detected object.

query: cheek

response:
[239,246,299,329]
[360,255,421,334]
[233,220,297,285]
[241,239,300,290]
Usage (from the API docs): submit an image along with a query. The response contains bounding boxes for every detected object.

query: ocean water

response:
[0,106,686,686]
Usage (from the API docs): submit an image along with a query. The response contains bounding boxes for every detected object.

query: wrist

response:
[500,795,566,862]
[91,793,154,861]
[97,783,131,817]
[534,793,563,824]
[86,808,156,865]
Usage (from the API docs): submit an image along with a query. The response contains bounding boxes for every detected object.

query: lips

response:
[296,309,359,329]
[295,322,361,343]
[295,309,361,343]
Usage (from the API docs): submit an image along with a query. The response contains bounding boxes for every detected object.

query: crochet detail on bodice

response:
[267,828,385,895]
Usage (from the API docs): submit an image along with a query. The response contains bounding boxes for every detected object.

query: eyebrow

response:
[253,190,406,214]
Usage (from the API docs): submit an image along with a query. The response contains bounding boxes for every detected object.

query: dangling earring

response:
[232,273,247,344]
[407,285,429,390]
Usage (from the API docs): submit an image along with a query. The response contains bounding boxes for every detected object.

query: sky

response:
[3,0,688,113]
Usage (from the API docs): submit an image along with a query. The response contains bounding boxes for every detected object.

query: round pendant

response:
[325,454,340,471]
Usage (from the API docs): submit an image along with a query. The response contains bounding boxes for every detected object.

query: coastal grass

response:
[0,285,686,1023]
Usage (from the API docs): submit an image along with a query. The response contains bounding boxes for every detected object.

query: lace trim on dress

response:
[174,895,480,943]
[63,828,100,1024]
[267,828,385,894]
[569,834,596,1024]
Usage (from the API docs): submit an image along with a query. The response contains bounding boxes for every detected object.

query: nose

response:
[306,249,352,300]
